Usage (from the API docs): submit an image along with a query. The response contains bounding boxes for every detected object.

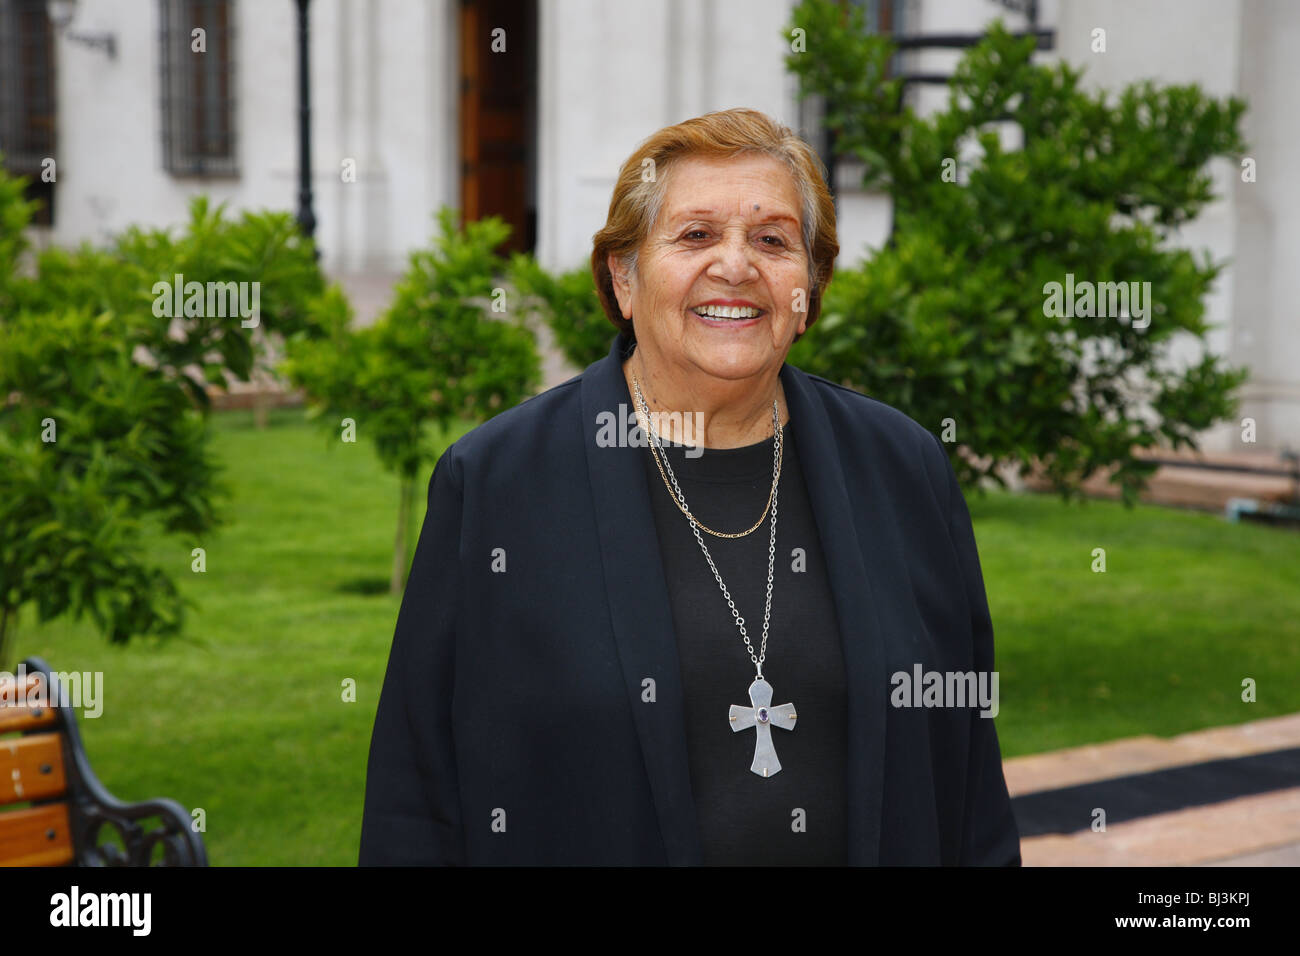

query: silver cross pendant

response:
[728,678,797,777]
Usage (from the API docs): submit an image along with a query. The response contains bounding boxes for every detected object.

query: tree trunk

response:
[253,391,269,430]
[389,475,416,595]
[0,605,14,673]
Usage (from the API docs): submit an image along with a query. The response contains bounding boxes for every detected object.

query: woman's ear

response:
[607,253,633,320]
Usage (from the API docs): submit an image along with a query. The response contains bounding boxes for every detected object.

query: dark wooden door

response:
[459,0,535,253]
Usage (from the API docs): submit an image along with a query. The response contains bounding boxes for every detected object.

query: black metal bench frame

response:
[12,656,208,867]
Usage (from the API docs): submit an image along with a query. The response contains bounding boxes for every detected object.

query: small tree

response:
[0,156,36,315]
[18,197,324,410]
[509,255,613,370]
[0,162,325,665]
[283,210,541,593]
[784,2,1250,502]
[0,308,220,668]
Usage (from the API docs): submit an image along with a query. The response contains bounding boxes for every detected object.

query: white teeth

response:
[693,305,761,319]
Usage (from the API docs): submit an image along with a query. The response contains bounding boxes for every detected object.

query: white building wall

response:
[536,0,801,273]
[1046,0,1299,451]
[44,0,454,275]
[1052,0,1248,450]
[1230,0,1300,453]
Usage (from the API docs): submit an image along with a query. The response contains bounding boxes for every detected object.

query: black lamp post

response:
[294,0,317,254]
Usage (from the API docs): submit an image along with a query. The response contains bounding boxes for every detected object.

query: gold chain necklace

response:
[632,373,783,539]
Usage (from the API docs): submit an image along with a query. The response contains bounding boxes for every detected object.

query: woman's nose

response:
[707,232,759,284]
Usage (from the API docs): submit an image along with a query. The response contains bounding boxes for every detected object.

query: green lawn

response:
[968,486,1300,755]
[10,408,1300,864]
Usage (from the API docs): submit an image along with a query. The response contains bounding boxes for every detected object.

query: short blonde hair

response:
[591,108,838,343]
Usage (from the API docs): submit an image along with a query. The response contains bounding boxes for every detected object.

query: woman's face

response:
[610,152,810,386]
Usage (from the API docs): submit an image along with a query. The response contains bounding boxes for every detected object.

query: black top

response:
[640,416,849,865]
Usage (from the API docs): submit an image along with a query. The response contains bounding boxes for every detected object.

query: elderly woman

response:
[359,108,1021,866]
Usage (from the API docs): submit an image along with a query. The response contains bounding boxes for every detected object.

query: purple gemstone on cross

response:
[727,679,798,777]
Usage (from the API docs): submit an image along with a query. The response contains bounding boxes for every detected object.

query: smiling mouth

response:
[691,305,765,320]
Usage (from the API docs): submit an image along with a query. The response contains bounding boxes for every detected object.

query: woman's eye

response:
[681,230,785,246]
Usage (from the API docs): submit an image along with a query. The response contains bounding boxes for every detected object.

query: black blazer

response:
[359,333,1022,865]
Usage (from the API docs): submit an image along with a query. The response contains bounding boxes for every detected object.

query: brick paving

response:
[1021,447,1298,512]
[1005,713,1300,865]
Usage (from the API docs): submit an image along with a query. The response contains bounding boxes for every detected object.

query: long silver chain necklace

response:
[631,371,798,778]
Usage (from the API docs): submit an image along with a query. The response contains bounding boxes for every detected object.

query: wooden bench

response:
[0,656,207,866]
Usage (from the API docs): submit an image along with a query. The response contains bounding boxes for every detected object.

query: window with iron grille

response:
[799,0,908,204]
[159,0,237,177]
[0,0,56,225]
[854,0,905,35]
